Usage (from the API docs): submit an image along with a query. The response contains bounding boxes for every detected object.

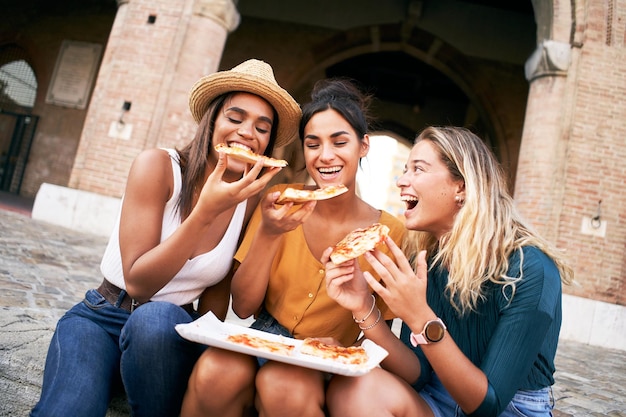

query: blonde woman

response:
[323,126,573,417]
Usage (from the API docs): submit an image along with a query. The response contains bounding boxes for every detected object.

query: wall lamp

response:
[590,200,602,229]
[118,101,132,125]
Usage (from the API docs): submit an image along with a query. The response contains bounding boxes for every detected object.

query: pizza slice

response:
[329,223,390,264]
[300,338,368,365]
[275,184,348,204]
[226,333,296,356]
[215,143,288,168]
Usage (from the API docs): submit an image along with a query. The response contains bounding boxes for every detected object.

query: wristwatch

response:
[409,318,447,346]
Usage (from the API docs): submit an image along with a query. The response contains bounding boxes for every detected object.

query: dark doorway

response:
[0,110,38,193]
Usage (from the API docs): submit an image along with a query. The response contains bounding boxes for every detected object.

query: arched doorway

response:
[290,44,516,209]
[275,17,531,193]
[325,51,477,216]
[357,133,411,218]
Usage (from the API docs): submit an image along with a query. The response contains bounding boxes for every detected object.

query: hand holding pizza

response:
[321,247,371,313]
[361,238,431,324]
[195,152,282,222]
[257,191,317,236]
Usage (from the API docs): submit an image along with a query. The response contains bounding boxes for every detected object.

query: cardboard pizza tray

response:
[175,311,388,376]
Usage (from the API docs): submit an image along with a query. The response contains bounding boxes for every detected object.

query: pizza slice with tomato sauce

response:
[215,143,288,168]
[226,333,296,356]
[300,338,368,365]
[275,184,348,204]
[226,334,368,365]
[330,223,390,264]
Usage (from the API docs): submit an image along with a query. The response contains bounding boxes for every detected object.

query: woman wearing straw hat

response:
[181,79,405,417]
[30,59,301,417]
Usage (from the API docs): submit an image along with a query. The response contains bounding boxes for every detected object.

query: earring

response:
[455,195,465,206]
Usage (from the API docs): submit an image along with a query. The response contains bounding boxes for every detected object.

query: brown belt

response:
[97,279,194,314]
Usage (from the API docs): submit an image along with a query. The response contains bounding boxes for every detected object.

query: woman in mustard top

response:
[181,79,405,417]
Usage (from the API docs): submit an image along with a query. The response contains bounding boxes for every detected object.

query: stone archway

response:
[276,22,531,190]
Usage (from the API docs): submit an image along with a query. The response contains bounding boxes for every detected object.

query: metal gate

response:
[0,109,39,193]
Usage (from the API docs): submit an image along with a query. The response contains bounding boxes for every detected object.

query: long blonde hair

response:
[403,126,573,315]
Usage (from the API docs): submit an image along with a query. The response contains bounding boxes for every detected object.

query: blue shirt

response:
[401,246,562,416]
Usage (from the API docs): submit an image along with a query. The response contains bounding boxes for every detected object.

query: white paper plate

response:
[175,312,388,376]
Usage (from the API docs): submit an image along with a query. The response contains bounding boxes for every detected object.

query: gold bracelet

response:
[353,294,376,324]
[358,308,381,331]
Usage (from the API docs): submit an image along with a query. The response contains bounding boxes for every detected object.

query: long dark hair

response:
[175,92,279,219]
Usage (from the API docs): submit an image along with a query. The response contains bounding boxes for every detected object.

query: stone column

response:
[148,0,240,150]
[58,0,239,234]
[514,40,572,241]
[68,0,132,192]
[69,0,239,194]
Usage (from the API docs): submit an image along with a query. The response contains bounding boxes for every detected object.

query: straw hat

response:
[189,59,301,148]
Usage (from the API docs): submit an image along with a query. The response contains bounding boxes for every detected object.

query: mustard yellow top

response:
[235,184,406,347]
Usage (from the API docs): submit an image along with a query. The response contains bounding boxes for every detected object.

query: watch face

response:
[425,321,446,342]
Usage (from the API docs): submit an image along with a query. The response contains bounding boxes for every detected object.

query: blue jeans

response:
[249,309,292,366]
[419,374,554,417]
[30,288,205,417]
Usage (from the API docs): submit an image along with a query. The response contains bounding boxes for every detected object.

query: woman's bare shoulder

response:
[125,148,174,200]
[132,148,173,168]
[128,149,174,180]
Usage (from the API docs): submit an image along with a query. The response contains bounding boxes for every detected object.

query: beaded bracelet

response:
[353,294,376,324]
[358,308,382,331]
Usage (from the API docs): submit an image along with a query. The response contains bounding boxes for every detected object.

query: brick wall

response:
[558,1,626,305]
[69,0,194,197]
[516,0,626,306]
[68,0,235,197]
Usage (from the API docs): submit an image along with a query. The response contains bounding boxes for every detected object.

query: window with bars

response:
[0,47,37,113]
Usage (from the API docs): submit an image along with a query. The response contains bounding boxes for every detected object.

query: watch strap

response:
[410,331,428,346]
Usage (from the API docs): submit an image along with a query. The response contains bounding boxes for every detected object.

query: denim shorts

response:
[419,374,554,417]
[249,309,293,366]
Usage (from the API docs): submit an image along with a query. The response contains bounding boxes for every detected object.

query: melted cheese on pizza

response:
[215,143,288,168]
[300,338,368,365]
[226,333,295,356]
[275,184,348,204]
[330,223,390,264]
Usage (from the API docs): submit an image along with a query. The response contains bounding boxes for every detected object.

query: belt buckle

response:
[131,299,139,312]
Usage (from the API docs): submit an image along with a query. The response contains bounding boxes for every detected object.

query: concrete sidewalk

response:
[1,207,624,416]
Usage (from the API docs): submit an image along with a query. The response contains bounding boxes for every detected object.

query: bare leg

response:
[181,348,258,417]
[255,361,326,417]
[326,368,434,417]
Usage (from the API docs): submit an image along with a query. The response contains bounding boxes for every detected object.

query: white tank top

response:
[100,149,246,305]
